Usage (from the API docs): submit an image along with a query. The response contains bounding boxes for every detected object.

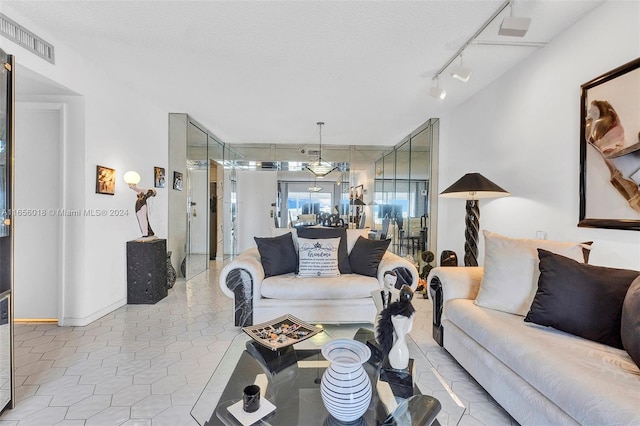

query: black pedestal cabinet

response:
[126,239,168,304]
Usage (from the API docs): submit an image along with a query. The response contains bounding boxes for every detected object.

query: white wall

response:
[436,0,640,269]
[3,5,169,325]
[14,104,61,319]
[236,170,277,252]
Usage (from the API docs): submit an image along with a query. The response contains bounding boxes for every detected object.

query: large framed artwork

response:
[579,58,640,231]
[96,165,116,195]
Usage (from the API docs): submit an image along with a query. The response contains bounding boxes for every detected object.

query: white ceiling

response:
[6,0,604,147]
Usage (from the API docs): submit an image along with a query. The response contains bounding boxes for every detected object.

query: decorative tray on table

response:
[242,314,323,351]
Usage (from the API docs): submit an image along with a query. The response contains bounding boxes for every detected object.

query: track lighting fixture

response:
[429,0,535,100]
[429,77,447,100]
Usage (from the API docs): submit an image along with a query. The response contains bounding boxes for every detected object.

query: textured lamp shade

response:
[440,173,509,267]
[123,170,141,185]
[440,173,510,199]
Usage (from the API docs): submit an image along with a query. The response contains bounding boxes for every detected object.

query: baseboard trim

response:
[60,298,126,327]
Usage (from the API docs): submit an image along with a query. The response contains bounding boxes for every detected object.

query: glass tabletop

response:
[191,324,465,426]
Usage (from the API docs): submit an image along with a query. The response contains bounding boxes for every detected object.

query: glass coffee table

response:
[191,324,465,425]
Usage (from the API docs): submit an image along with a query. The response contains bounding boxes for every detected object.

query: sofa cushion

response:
[622,276,640,367]
[261,273,379,300]
[348,237,391,277]
[445,298,640,425]
[475,230,589,316]
[297,227,352,274]
[297,237,341,278]
[254,232,298,277]
[525,249,639,348]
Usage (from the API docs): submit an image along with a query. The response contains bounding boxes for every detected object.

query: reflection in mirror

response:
[221,144,390,256]
[185,120,210,279]
[0,294,10,411]
[373,119,437,259]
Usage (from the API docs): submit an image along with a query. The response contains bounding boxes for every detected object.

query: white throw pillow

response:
[297,237,341,278]
[475,230,588,316]
[346,228,370,253]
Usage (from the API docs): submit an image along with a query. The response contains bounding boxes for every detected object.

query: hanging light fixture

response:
[308,177,323,192]
[305,122,337,177]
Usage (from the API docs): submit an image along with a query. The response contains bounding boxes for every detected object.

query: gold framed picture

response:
[96,165,115,195]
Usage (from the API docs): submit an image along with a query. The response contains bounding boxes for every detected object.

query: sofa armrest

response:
[427,266,483,303]
[219,248,264,326]
[427,266,483,346]
[378,251,419,291]
[219,248,264,297]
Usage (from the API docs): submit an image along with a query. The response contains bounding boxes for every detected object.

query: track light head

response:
[429,85,447,100]
[499,16,530,37]
[451,65,472,83]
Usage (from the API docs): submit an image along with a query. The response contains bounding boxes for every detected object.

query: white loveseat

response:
[428,265,640,426]
[220,228,419,326]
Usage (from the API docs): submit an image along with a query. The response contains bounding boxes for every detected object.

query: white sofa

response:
[428,266,640,426]
[220,228,419,326]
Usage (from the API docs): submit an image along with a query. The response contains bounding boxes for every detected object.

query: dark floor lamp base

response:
[464,200,480,267]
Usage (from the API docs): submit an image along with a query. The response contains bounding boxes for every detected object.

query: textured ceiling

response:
[6,0,604,147]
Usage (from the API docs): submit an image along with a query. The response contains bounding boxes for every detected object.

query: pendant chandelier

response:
[305,122,337,177]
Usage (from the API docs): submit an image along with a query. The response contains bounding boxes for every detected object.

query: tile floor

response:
[0,260,518,426]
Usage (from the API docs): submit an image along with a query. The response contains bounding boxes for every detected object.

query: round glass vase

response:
[320,339,372,422]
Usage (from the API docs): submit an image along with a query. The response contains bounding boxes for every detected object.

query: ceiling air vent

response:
[0,13,55,64]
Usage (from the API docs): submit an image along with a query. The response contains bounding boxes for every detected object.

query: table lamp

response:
[440,173,509,266]
[124,170,157,240]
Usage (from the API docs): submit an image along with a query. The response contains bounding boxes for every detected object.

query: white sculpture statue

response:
[371,270,399,314]
[376,284,416,370]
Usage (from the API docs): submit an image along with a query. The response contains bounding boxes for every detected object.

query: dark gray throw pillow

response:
[297,227,351,274]
[348,237,391,277]
[621,276,640,367]
[254,232,298,277]
[524,249,639,349]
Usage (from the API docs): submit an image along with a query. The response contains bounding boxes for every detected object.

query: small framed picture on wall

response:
[173,171,183,191]
[154,167,165,188]
[96,165,115,195]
